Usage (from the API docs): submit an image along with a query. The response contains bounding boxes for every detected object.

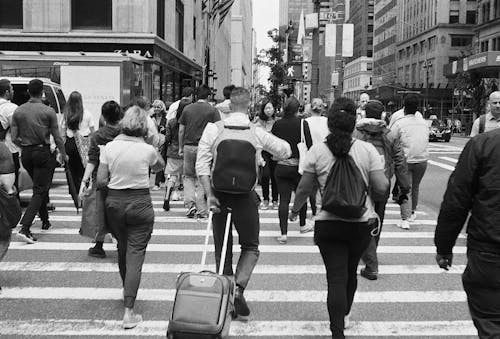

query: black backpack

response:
[321,141,368,218]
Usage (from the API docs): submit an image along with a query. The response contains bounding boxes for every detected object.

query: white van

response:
[5,77,66,116]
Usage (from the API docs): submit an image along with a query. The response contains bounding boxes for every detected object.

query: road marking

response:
[0,319,477,337]
[0,287,467,303]
[0,262,466,274]
[31,215,438,225]
[439,157,458,164]
[428,160,455,171]
[40,228,461,239]
[8,241,466,254]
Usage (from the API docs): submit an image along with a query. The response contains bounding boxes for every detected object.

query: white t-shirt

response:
[63,109,95,137]
[0,98,20,153]
[305,115,329,145]
[303,139,383,222]
[100,134,159,190]
[166,100,180,121]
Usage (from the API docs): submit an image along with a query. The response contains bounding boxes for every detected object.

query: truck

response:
[0,51,153,127]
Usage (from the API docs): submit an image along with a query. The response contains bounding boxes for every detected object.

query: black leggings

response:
[315,220,373,338]
[65,137,84,191]
[260,152,278,202]
[274,164,306,234]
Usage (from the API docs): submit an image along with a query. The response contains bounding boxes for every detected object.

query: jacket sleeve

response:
[87,133,100,166]
[434,138,479,254]
[391,136,410,192]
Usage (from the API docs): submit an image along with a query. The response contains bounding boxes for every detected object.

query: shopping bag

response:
[297,119,308,175]
[79,183,107,239]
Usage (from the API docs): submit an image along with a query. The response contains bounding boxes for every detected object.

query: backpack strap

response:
[479,114,486,134]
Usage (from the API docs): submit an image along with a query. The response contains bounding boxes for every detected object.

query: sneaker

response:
[151,185,160,191]
[178,184,184,191]
[123,311,142,329]
[88,246,106,258]
[41,221,51,231]
[163,199,170,212]
[272,201,279,209]
[299,222,314,234]
[260,200,269,210]
[17,228,37,244]
[360,268,378,281]
[234,287,250,319]
[408,211,417,223]
[196,213,209,219]
[398,220,410,230]
[46,203,56,212]
[171,191,180,201]
[276,235,287,244]
[186,206,197,218]
[344,313,351,329]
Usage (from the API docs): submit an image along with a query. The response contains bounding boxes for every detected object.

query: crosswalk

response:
[0,181,476,338]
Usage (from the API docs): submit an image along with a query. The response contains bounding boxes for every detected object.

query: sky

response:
[253,0,279,87]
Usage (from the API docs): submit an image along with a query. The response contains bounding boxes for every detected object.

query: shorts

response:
[166,158,183,176]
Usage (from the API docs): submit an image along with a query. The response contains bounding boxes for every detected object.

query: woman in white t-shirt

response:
[61,91,95,191]
[290,98,388,338]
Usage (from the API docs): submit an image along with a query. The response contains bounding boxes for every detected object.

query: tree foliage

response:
[454,71,499,119]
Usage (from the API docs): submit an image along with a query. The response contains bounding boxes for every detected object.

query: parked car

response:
[426,119,452,142]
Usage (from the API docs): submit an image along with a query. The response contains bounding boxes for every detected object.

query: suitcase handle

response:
[200,208,232,276]
[200,211,214,267]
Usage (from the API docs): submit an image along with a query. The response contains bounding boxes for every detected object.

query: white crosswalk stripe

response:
[3,180,474,338]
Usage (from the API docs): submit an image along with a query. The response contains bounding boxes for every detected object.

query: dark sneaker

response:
[360,268,378,281]
[234,287,250,319]
[88,246,106,258]
[41,221,51,231]
[46,203,56,212]
[163,199,170,212]
[196,213,209,220]
[17,228,37,244]
[186,206,197,218]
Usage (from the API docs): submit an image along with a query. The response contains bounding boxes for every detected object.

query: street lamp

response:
[423,59,432,117]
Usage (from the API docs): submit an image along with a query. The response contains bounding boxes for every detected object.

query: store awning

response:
[444,51,500,77]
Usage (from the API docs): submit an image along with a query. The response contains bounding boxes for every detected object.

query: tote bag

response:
[79,182,107,240]
[297,119,308,175]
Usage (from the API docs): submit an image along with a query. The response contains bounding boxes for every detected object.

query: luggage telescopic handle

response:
[200,211,214,267]
[218,208,232,276]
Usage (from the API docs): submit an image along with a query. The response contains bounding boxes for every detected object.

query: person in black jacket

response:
[435,129,500,339]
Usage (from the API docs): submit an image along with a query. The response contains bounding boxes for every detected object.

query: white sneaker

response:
[408,211,417,223]
[151,185,160,191]
[398,220,410,230]
[299,222,314,234]
[344,313,351,329]
[276,235,287,244]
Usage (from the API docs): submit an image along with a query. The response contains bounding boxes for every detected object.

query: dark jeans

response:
[154,170,165,186]
[315,220,373,339]
[260,152,278,202]
[361,199,387,273]
[213,190,260,290]
[274,164,307,234]
[20,145,54,228]
[12,152,19,193]
[105,189,154,309]
[65,137,84,191]
[462,249,500,338]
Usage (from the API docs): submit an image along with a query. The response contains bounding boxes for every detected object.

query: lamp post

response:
[423,59,432,118]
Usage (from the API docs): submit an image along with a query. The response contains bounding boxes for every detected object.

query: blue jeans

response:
[400,161,428,219]
[182,145,207,214]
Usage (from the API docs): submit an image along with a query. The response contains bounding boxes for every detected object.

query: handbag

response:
[297,119,308,175]
[74,131,91,168]
[79,181,107,240]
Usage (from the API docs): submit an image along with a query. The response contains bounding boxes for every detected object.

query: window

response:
[175,0,184,52]
[157,0,165,39]
[466,10,476,24]
[483,2,491,23]
[72,0,112,30]
[0,0,22,29]
[451,35,473,47]
[481,40,489,52]
[193,16,196,41]
[493,37,500,51]
[367,63,373,71]
[55,88,66,114]
[449,9,459,24]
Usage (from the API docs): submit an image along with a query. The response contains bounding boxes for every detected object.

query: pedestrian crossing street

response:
[0,179,477,338]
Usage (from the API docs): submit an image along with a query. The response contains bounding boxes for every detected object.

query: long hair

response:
[64,91,84,131]
[325,97,357,157]
[259,99,274,121]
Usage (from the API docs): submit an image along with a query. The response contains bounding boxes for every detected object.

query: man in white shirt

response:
[215,85,235,120]
[197,87,291,321]
[0,79,20,190]
[166,87,194,121]
[469,91,500,137]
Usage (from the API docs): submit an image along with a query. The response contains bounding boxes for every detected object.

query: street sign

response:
[319,11,339,23]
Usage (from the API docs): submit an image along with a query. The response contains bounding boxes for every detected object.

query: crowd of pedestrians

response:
[1,77,500,338]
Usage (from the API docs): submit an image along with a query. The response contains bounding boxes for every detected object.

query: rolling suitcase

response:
[167,210,235,339]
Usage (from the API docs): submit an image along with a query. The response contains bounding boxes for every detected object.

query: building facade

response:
[372,0,397,99]
[395,0,476,115]
[0,0,233,103]
[231,0,254,89]
[342,56,373,100]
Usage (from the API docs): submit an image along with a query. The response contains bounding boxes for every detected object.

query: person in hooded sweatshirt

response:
[353,100,410,280]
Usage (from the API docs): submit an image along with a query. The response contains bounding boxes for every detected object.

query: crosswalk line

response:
[0,262,466,274]
[0,319,477,337]
[39,228,460,238]
[7,241,466,253]
[439,156,458,164]
[0,287,467,303]
[428,160,455,171]
[33,215,438,225]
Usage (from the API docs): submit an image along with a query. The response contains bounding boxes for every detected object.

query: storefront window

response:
[72,0,112,30]
[0,0,22,29]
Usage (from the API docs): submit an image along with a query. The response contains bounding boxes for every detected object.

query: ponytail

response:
[325,98,357,157]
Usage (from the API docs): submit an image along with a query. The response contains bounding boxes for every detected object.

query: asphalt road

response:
[0,137,479,338]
